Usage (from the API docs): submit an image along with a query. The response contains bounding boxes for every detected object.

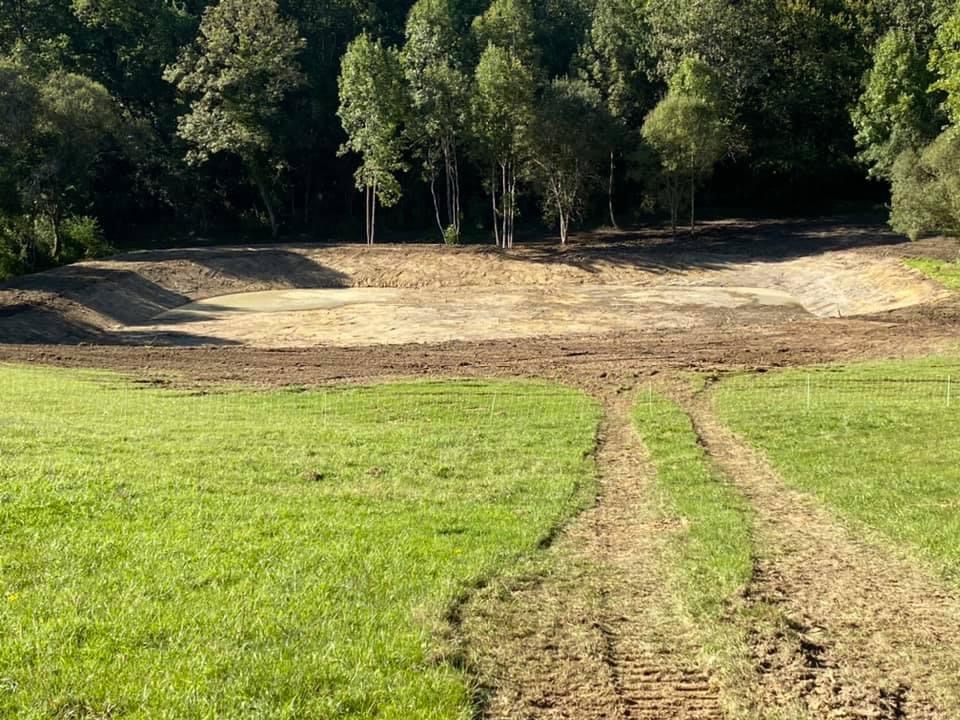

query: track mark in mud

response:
[461,389,724,719]
[681,392,960,719]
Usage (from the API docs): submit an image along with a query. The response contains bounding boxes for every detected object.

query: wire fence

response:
[714,374,959,411]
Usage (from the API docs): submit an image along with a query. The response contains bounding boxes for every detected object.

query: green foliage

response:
[853,29,944,179]
[165,0,305,237]
[578,0,657,125]
[642,58,729,232]
[338,33,408,242]
[714,356,960,583]
[930,2,960,123]
[0,367,599,718]
[59,215,111,262]
[471,0,537,66]
[890,128,960,240]
[442,224,460,245]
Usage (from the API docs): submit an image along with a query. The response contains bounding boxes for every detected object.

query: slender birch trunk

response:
[608,150,618,229]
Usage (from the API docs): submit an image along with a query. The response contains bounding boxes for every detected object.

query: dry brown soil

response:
[2,220,960,718]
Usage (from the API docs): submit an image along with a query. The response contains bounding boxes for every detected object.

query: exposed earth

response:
[2,218,960,719]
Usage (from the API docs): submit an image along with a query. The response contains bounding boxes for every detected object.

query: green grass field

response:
[906,258,960,291]
[0,366,600,720]
[632,394,752,663]
[714,357,960,583]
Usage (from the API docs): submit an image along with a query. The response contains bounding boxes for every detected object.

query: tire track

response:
[462,389,724,719]
[682,391,960,719]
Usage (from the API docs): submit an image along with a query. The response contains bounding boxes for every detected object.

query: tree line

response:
[1,0,959,278]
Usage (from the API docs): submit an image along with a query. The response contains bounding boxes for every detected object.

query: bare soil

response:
[0,219,954,347]
[2,219,960,718]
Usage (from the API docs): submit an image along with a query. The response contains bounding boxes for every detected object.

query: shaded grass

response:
[632,394,753,666]
[0,366,600,720]
[713,356,960,584]
[906,257,960,291]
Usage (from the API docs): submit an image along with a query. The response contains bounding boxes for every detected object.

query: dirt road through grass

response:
[464,389,724,719]
[680,389,960,719]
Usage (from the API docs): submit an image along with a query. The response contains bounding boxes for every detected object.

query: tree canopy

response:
[1,0,959,276]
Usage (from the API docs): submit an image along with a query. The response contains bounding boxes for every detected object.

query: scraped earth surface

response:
[0,219,952,346]
[2,220,960,718]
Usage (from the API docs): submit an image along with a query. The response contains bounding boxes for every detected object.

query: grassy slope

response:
[632,395,753,668]
[906,258,960,291]
[714,357,960,584]
[0,367,600,720]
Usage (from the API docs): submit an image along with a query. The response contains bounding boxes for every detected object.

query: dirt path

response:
[680,390,960,719]
[463,389,724,719]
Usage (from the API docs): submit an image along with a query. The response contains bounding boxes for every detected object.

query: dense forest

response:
[1,0,959,276]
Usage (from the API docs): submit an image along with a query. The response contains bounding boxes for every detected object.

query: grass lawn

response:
[0,366,600,720]
[632,394,752,661]
[906,257,960,291]
[713,357,960,584]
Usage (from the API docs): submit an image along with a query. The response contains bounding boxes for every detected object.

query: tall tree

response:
[530,78,608,245]
[470,43,536,249]
[402,0,474,242]
[577,0,658,227]
[852,29,944,179]
[642,58,728,234]
[18,70,118,259]
[164,0,305,238]
[337,33,408,245]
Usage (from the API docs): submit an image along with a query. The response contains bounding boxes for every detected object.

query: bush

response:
[0,214,34,280]
[60,215,112,262]
[442,224,460,246]
[890,128,960,240]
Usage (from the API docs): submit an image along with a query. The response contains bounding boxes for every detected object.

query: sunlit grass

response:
[632,393,753,694]
[714,357,960,584]
[0,366,600,719]
[906,257,960,291]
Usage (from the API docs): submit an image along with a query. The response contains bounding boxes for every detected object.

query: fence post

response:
[806,375,812,411]
[948,376,952,408]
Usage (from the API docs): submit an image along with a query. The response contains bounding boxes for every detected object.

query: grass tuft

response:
[632,394,753,668]
[906,257,960,291]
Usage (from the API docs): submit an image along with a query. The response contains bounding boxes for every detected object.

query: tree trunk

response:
[49,212,62,259]
[364,185,372,245]
[501,162,509,250]
[370,182,378,245]
[608,150,618,229]
[690,174,696,236]
[451,150,461,236]
[491,167,501,248]
[430,172,444,240]
[253,172,278,238]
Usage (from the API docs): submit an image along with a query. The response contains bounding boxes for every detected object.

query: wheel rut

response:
[461,388,724,719]
[681,391,960,719]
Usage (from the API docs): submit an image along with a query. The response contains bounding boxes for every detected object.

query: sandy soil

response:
[0,219,953,346]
